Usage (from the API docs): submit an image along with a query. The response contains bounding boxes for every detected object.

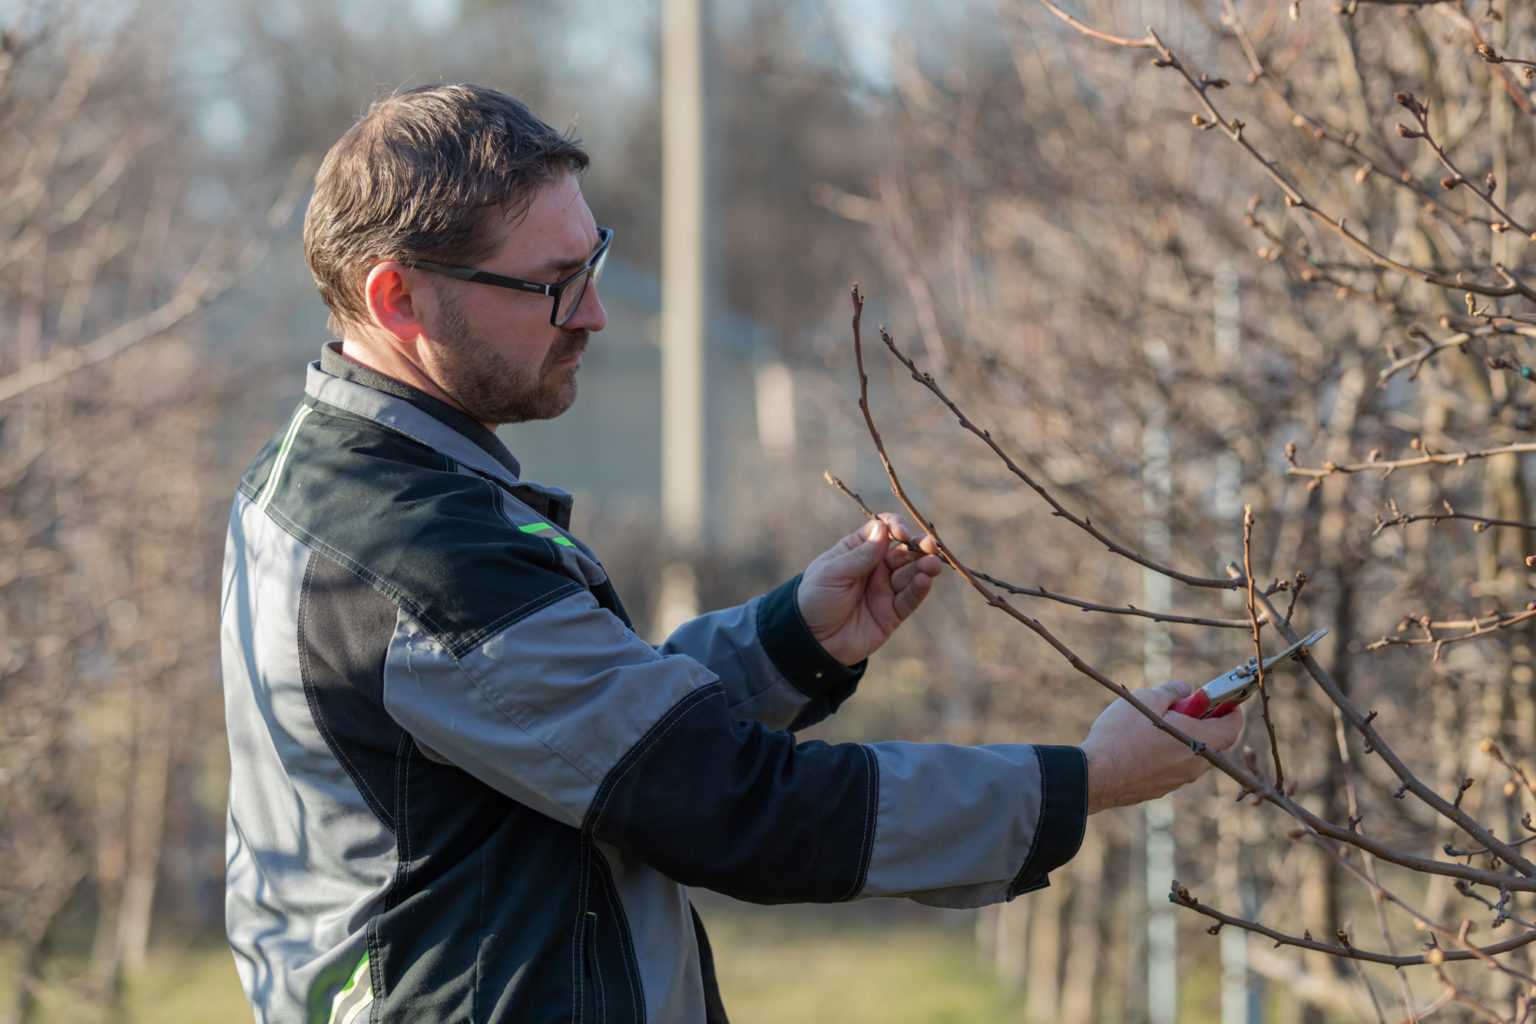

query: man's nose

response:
[569,281,607,333]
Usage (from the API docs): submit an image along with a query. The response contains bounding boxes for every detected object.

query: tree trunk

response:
[1060,830,1106,1024]
[1025,866,1068,1023]
[4,872,85,1024]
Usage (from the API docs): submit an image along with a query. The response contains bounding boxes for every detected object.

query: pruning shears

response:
[1168,628,1330,719]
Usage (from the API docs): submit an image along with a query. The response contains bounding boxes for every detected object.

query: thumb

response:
[1138,679,1192,713]
[827,520,889,577]
[1162,679,1194,699]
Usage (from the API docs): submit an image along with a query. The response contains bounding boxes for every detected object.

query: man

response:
[220,83,1242,1024]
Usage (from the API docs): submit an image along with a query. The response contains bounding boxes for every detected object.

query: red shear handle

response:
[1169,690,1209,718]
[1168,690,1239,719]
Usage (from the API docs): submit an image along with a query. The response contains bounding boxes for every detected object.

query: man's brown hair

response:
[302,83,589,336]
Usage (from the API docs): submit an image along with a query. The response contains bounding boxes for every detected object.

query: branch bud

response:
[1477,43,1501,63]
[1441,175,1464,190]
[1396,123,1422,139]
[1353,164,1370,184]
[1485,172,1498,194]
[1525,556,1536,568]
[1426,947,1445,965]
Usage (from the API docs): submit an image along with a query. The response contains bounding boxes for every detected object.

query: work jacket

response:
[220,343,1088,1023]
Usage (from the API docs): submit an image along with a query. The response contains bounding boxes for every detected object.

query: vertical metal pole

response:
[1142,337,1178,1024]
[657,0,707,630]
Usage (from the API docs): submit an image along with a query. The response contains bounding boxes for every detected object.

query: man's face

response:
[419,174,607,425]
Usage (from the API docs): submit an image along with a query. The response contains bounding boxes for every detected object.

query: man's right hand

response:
[1079,680,1244,814]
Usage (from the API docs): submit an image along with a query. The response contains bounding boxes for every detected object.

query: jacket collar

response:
[306,343,575,528]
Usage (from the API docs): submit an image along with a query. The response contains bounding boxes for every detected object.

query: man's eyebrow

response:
[531,254,587,276]
[528,234,599,276]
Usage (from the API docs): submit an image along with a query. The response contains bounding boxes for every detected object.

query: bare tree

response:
[0,4,298,1018]
[819,0,1536,1019]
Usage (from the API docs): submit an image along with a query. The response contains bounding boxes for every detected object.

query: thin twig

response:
[1373,499,1536,536]
[825,470,1253,629]
[1395,90,1534,240]
[1171,882,1536,967]
[871,313,1239,590]
[1241,506,1284,788]
[1287,440,1536,482]
[1368,607,1536,657]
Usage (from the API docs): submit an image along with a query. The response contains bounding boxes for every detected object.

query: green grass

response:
[0,945,253,1023]
[1,907,1024,1024]
[707,908,1027,1022]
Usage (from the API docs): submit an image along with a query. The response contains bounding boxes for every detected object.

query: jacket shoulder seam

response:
[581,683,724,836]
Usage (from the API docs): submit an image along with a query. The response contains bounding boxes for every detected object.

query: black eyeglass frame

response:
[403,226,613,327]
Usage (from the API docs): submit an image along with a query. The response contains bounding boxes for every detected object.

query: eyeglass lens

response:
[554,245,609,327]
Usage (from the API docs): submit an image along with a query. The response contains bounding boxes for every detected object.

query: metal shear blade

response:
[1260,627,1329,672]
[1204,627,1329,704]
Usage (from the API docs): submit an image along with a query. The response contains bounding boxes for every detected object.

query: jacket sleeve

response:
[382,587,1088,909]
[655,573,864,732]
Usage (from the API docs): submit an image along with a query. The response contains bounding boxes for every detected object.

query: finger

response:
[1137,680,1192,713]
[876,513,943,560]
[1193,704,1246,751]
[826,519,890,578]
[892,569,934,620]
[827,526,868,556]
[890,555,943,591]
[1173,705,1245,757]
[876,512,916,543]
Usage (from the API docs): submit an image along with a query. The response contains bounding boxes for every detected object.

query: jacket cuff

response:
[1007,745,1089,897]
[756,573,865,710]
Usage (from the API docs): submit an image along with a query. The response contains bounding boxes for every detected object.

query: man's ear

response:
[364,262,430,348]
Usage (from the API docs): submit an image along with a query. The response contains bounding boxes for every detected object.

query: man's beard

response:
[433,291,585,425]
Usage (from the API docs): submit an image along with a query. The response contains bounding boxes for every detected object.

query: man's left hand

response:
[797,514,945,667]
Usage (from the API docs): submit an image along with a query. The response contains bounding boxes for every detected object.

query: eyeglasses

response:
[404,226,613,327]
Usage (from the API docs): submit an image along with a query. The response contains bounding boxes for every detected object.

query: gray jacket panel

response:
[656,593,860,731]
[222,493,390,1024]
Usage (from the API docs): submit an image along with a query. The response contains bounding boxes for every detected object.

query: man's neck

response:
[339,337,491,431]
